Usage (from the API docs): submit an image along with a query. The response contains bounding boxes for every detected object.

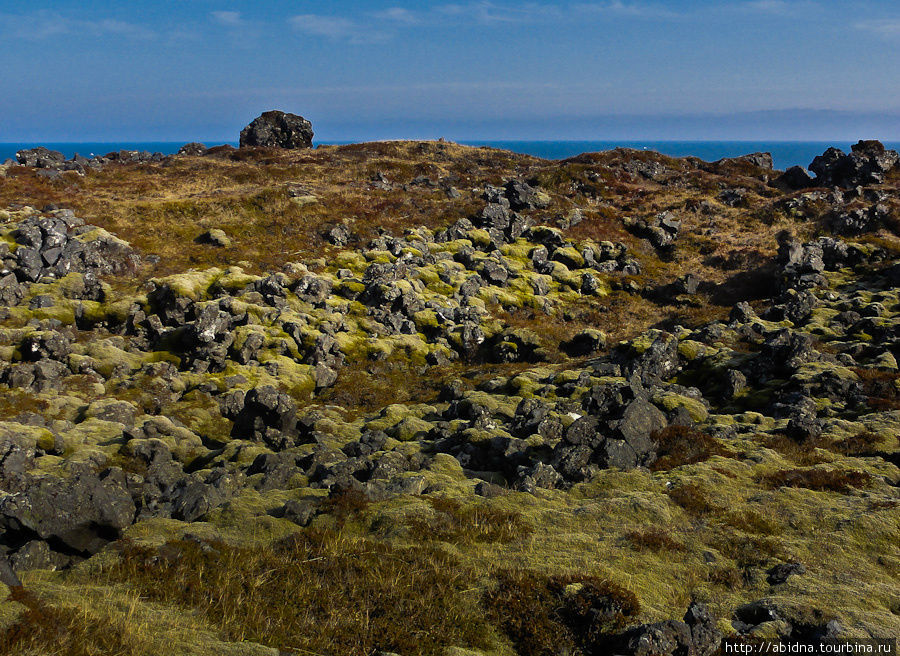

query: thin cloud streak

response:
[0,10,155,40]
[855,19,900,37]
[573,1,680,19]
[211,11,243,27]
[290,14,390,44]
[290,2,692,43]
[744,0,791,12]
[373,7,421,25]
[733,0,819,15]
[435,2,564,24]
[372,1,682,36]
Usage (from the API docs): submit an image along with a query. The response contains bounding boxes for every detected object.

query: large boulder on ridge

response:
[239,110,314,149]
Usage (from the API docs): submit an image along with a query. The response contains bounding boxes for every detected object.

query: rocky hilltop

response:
[0,118,897,655]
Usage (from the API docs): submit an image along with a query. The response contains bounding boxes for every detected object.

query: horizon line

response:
[4,137,900,145]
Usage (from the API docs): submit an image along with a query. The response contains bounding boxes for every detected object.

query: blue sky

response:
[1,1,899,141]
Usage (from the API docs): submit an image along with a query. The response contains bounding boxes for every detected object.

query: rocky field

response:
[0,120,897,655]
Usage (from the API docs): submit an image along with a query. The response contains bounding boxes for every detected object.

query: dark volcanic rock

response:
[626,211,681,250]
[5,213,139,286]
[178,142,208,156]
[16,147,67,168]
[767,562,806,585]
[612,397,667,454]
[239,110,314,149]
[504,179,549,211]
[564,329,607,356]
[225,385,300,449]
[324,224,351,247]
[809,140,899,188]
[625,602,721,656]
[776,166,815,190]
[0,556,21,587]
[195,229,231,248]
[717,152,773,170]
[0,466,135,554]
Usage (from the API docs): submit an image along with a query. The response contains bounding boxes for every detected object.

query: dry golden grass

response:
[0,587,138,656]
[81,530,498,656]
[408,496,532,544]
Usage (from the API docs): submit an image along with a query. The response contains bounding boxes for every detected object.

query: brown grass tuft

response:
[408,496,531,544]
[624,527,686,552]
[832,431,882,456]
[707,565,744,590]
[761,468,873,493]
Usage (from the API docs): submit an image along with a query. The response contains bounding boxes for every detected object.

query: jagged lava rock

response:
[239,110,314,149]
[809,139,899,188]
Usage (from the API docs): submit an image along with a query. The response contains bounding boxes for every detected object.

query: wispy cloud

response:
[435,2,563,24]
[373,7,421,25]
[211,11,243,27]
[376,2,678,30]
[737,0,817,15]
[574,1,679,19]
[292,2,680,43]
[855,19,900,38]
[0,10,154,40]
[406,2,678,28]
[290,14,389,44]
[744,0,789,12]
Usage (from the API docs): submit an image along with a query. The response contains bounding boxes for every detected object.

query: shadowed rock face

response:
[239,110,314,149]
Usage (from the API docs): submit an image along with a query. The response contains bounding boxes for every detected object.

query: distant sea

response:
[3,140,899,172]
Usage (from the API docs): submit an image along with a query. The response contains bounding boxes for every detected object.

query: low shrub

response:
[483,569,640,656]
[717,535,788,570]
[707,565,743,590]
[852,368,900,411]
[650,425,726,471]
[667,482,717,515]
[763,434,829,466]
[321,487,372,524]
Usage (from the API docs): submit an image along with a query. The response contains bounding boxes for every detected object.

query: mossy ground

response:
[0,142,898,653]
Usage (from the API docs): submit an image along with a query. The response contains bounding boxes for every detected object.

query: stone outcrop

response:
[1,210,139,288]
[15,147,67,168]
[239,110,314,149]
[809,140,899,188]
